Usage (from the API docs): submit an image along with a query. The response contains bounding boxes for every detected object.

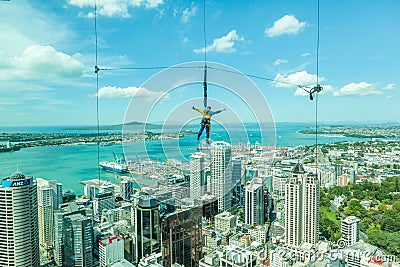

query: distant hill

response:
[66,121,179,131]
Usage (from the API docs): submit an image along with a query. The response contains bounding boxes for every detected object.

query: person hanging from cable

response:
[192,105,226,143]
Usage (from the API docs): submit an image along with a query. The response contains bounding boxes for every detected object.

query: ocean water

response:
[0,123,369,195]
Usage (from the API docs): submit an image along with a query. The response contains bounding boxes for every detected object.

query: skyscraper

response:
[244,179,265,226]
[63,213,93,267]
[37,178,63,251]
[284,163,320,248]
[210,141,232,212]
[132,194,160,265]
[54,202,93,266]
[190,152,207,200]
[161,207,203,267]
[0,172,40,267]
[231,157,243,206]
[284,165,303,247]
[302,174,320,244]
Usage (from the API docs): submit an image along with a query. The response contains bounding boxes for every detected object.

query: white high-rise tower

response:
[210,141,232,212]
[284,163,320,248]
[285,164,303,247]
[302,174,320,244]
[341,216,360,246]
[0,172,40,267]
[37,178,63,250]
[245,179,265,226]
[190,152,207,199]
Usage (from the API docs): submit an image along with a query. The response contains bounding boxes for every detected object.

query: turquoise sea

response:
[0,123,375,195]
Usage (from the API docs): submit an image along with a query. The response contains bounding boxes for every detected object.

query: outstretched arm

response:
[192,106,205,116]
[209,108,226,115]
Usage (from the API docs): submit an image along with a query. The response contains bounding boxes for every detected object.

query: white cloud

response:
[301,52,310,57]
[67,0,164,18]
[183,37,189,44]
[193,30,244,54]
[0,45,84,80]
[333,82,383,96]
[272,71,324,88]
[95,86,164,100]
[181,3,198,23]
[383,83,396,90]
[265,15,307,37]
[273,59,288,66]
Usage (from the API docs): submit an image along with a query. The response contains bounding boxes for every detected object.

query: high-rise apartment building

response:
[161,207,203,267]
[190,152,207,200]
[0,172,40,267]
[210,141,232,212]
[37,178,63,250]
[99,235,125,267]
[244,179,265,226]
[341,216,360,246]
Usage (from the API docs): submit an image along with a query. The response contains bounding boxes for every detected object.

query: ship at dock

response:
[99,153,129,173]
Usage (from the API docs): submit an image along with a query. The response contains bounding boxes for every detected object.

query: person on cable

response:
[192,105,226,142]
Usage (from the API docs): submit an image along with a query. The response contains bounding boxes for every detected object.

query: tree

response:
[393,201,400,212]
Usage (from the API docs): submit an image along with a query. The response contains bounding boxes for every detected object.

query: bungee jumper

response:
[192,105,226,143]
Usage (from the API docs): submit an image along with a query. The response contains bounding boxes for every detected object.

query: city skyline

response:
[0,0,399,126]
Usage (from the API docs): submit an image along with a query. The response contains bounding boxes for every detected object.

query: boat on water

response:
[99,153,129,173]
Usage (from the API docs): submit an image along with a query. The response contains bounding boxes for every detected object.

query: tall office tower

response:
[120,179,133,200]
[94,191,115,217]
[341,216,360,246]
[284,163,320,248]
[244,180,265,226]
[210,141,232,212]
[63,214,93,267]
[54,202,93,266]
[335,163,343,182]
[99,235,125,267]
[284,164,304,248]
[37,178,63,250]
[84,184,96,200]
[302,174,320,245]
[0,172,40,267]
[132,195,160,265]
[232,157,243,206]
[161,206,203,267]
[190,152,207,200]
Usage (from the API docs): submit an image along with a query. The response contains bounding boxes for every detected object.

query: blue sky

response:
[0,0,399,126]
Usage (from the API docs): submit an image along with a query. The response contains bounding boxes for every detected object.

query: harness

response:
[201,117,210,126]
[201,110,211,126]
